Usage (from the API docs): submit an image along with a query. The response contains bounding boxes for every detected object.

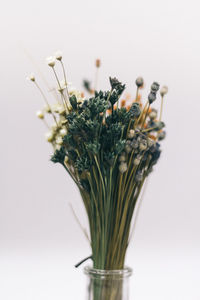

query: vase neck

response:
[84,266,132,300]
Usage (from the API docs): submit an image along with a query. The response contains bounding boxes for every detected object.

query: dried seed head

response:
[149,109,157,119]
[134,156,141,166]
[125,144,132,153]
[131,139,139,149]
[151,82,160,92]
[160,86,168,97]
[135,77,144,88]
[136,170,144,182]
[139,140,148,151]
[95,59,101,68]
[147,138,154,147]
[46,56,56,67]
[55,50,62,61]
[119,162,128,173]
[36,110,44,119]
[158,131,166,140]
[127,129,135,139]
[148,92,157,104]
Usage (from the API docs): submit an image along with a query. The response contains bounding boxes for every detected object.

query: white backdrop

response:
[1,0,200,299]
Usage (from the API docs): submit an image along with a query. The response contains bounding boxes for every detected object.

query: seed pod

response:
[119,162,128,173]
[139,140,148,151]
[135,77,144,88]
[134,156,141,166]
[127,129,135,139]
[131,139,139,149]
[148,92,156,104]
[151,82,160,92]
[160,86,168,97]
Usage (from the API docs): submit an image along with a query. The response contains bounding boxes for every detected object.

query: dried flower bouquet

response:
[28,52,168,271]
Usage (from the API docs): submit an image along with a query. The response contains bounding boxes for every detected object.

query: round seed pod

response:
[125,144,132,153]
[148,92,156,104]
[136,170,144,182]
[135,77,144,88]
[158,131,166,140]
[134,156,141,166]
[127,129,135,139]
[119,162,128,173]
[151,82,160,92]
[119,155,126,162]
[131,139,139,149]
[149,110,157,120]
[160,86,168,97]
[139,140,148,151]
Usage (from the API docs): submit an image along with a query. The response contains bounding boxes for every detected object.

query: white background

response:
[1,0,200,299]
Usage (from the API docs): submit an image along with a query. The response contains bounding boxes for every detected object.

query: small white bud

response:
[45,132,54,142]
[160,86,168,97]
[127,129,135,139]
[60,128,67,136]
[56,136,63,145]
[36,110,44,119]
[27,73,35,82]
[46,56,56,67]
[119,162,128,173]
[55,50,62,61]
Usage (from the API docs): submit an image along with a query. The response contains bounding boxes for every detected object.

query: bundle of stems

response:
[28,53,168,271]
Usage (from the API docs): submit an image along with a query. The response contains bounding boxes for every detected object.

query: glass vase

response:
[84,266,132,300]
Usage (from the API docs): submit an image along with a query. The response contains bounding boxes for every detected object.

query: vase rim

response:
[84,265,132,278]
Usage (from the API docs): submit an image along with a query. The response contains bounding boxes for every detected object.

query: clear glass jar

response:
[84,266,132,300]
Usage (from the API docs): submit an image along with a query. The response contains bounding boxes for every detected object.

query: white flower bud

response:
[160,86,168,97]
[36,110,44,119]
[55,50,62,60]
[60,128,67,137]
[45,131,54,142]
[127,129,135,139]
[46,56,56,67]
[56,136,63,145]
[27,73,35,82]
[119,162,127,173]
